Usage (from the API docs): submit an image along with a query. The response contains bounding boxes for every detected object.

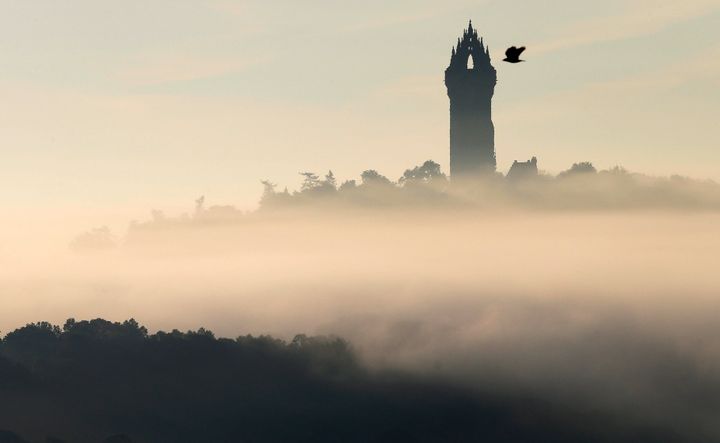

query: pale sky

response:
[1,0,719,218]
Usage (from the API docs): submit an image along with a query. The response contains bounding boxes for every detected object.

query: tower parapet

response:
[445,21,497,177]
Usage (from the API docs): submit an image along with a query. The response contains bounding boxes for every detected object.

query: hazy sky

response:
[1,0,719,217]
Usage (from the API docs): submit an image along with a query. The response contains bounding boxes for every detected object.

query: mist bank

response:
[58,161,720,253]
[91,163,720,239]
[4,165,720,442]
[4,210,720,441]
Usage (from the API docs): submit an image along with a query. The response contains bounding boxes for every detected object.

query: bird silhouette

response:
[503,46,526,63]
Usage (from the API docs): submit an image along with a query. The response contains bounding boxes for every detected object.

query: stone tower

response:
[445,21,497,177]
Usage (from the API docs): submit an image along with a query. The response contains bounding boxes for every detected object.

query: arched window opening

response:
[467,54,474,70]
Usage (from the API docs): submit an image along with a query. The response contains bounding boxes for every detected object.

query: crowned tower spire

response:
[445,21,498,176]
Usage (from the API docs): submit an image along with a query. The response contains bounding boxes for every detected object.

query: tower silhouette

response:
[445,21,497,177]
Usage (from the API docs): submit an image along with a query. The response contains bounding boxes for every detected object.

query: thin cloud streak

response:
[115,53,273,87]
[532,0,720,55]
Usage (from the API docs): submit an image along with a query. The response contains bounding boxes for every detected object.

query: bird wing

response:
[505,46,517,58]
[517,46,526,55]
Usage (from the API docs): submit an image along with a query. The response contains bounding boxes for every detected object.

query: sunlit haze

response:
[2,2,720,442]
[2,1,719,219]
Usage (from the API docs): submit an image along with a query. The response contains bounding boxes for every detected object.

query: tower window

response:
[467,55,474,70]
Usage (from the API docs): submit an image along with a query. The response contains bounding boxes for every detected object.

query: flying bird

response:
[503,46,526,63]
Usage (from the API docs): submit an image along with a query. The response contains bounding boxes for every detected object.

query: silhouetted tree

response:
[339,180,357,192]
[260,180,277,197]
[194,196,205,217]
[2,322,60,370]
[399,160,448,186]
[259,180,277,207]
[360,170,393,187]
[299,172,321,192]
[558,161,597,177]
[322,170,337,190]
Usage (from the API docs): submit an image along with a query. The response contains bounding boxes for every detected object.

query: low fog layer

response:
[3,165,720,440]
[3,204,720,440]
